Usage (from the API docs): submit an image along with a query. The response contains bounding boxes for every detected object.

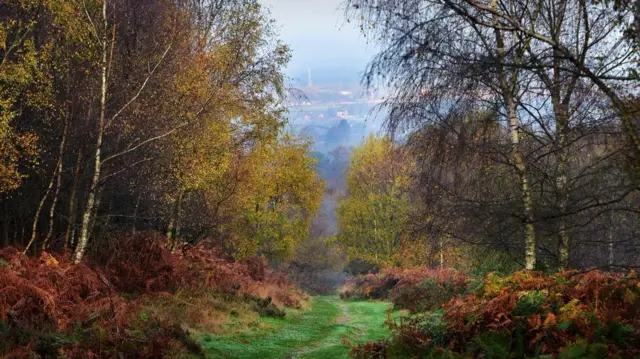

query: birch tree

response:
[454,0,640,174]
[347,0,541,268]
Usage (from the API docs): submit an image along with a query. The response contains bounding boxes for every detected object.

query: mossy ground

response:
[196,296,400,359]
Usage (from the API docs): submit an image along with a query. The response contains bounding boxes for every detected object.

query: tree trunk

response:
[557,175,569,269]
[555,106,570,269]
[173,191,184,250]
[546,20,574,269]
[43,119,68,250]
[166,212,175,241]
[24,160,60,255]
[87,188,103,237]
[557,208,569,269]
[520,168,536,270]
[73,0,108,264]
[608,211,614,268]
[492,0,536,270]
[42,160,63,249]
[507,103,537,270]
[556,155,570,269]
[166,197,177,242]
[64,148,83,251]
[167,190,184,252]
[439,235,444,269]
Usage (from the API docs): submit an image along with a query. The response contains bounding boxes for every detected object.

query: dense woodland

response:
[0,0,323,263]
[334,0,640,272]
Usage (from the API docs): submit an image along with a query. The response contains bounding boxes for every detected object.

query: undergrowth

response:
[339,268,470,312]
[0,231,306,358]
[349,270,640,358]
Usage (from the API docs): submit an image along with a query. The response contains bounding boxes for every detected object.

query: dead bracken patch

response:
[0,231,306,358]
[350,269,640,358]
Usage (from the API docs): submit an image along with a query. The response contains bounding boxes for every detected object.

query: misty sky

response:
[261,0,374,83]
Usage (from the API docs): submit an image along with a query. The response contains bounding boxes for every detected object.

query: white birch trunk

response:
[492,0,536,270]
[508,104,537,271]
[73,0,108,264]
[556,113,570,269]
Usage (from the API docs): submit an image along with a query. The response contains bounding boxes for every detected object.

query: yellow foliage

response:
[43,253,59,266]
[481,273,510,297]
[398,240,432,268]
[334,135,417,268]
[0,0,91,193]
[221,134,324,260]
[559,298,585,322]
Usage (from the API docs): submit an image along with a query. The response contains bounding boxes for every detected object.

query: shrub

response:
[0,245,205,358]
[252,296,286,318]
[351,270,640,359]
[392,279,463,313]
[340,267,469,312]
[349,340,388,359]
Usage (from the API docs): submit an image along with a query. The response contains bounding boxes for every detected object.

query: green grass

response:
[196,296,400,359]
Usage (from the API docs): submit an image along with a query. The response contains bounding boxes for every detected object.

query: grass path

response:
[196,296,396,359]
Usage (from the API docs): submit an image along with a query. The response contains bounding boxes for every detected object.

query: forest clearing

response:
[2,0,640,357]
